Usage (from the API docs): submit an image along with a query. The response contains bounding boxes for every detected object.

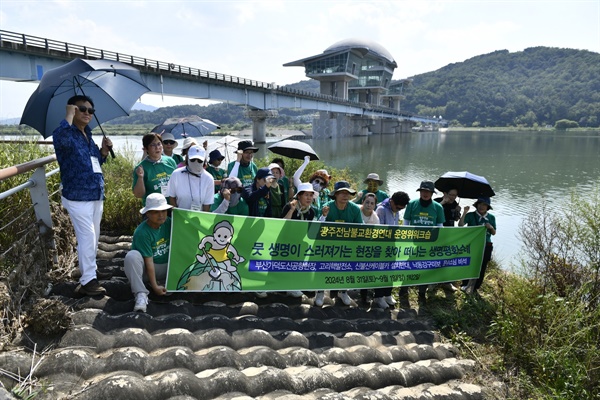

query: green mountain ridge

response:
[401,46,600,127]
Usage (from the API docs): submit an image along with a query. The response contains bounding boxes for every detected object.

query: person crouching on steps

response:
[124,193,173,313]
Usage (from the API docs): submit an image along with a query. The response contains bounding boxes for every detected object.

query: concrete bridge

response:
[0,30,445,142]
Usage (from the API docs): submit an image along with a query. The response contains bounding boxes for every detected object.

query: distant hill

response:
[107,101,314,127]
[400,47,600,127]
[131,102,158,112]
[0,117,20,125]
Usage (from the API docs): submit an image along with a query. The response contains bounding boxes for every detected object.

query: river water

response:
[9,130,600,270]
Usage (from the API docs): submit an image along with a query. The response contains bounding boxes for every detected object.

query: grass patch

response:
[425,190,600,399]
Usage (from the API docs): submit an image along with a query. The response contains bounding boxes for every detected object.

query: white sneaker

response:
[133,292,148,313]
[337,291,352,306]
[384,295,397,306]
[442,283,458,292]
[287,291,303,298]
[314,291,325,307]
[255,291,268,298]
[373,296,389,309]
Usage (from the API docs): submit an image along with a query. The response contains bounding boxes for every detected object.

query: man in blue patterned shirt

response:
[52,95,113,296]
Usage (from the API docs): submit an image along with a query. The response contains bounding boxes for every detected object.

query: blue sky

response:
[1,0,599,118]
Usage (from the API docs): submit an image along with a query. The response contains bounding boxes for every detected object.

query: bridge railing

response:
[0,29,445,124]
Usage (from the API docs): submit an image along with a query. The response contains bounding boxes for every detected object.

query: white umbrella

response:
[212,135,241,164]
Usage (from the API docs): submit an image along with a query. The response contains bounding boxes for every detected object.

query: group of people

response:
[53,95,496,314]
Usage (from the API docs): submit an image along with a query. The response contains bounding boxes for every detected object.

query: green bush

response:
[101,149,142,233]
[554,119,580,130]
[490,190,600,399]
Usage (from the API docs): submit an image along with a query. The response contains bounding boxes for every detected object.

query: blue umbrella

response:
[434,171,495,198]
[152,115,221,138]
[20,59,151,150]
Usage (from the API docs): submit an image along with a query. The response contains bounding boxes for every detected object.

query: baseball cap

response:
[188,146,205,161]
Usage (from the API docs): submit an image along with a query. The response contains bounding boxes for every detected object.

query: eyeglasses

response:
[227,187,243,193]
[163,140,176,145]
[77,105,95,114]
[189,159,203,163]
[149,142,163,148]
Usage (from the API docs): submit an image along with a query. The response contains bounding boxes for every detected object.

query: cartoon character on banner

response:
[177,220,244,291]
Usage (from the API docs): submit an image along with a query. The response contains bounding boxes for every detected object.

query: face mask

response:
[312,182,322,192]
[187,160,203,175]
[229,192,241,207]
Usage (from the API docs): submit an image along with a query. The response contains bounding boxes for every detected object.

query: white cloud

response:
[1,0,599,118]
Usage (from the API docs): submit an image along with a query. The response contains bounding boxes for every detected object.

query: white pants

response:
[61,197,103,285]
[124,250,168,295]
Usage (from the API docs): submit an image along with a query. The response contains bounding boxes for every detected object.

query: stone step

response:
[1,234,486,399]
[34,358,478,400]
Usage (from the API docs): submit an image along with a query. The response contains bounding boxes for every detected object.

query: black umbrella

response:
[20,58,150,157]
[152,115,221,138]
[434,171,495,199]
[268,139,319,160]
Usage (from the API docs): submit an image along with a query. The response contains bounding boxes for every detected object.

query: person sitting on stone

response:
[124,193,173,313]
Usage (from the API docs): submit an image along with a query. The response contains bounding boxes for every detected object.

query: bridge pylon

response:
[244,109,279,143]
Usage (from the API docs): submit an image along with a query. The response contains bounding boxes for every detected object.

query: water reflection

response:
[301,131,599,269]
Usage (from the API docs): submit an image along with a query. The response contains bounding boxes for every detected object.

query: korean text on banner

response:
[166,209,486,292]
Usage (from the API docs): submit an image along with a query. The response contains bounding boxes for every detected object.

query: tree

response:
[554,119,579,130]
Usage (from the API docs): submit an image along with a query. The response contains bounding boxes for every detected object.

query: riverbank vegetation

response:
[1,142,599,399]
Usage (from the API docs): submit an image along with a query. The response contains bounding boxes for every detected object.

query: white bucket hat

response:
[296,182,316,196]
[139,193,173,214]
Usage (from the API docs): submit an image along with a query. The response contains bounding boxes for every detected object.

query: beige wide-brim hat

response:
[139,193,173,214]
[181,137,198,151]
[363,172,383,185]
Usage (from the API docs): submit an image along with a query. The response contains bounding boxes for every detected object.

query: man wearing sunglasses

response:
[52,95,113,297]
